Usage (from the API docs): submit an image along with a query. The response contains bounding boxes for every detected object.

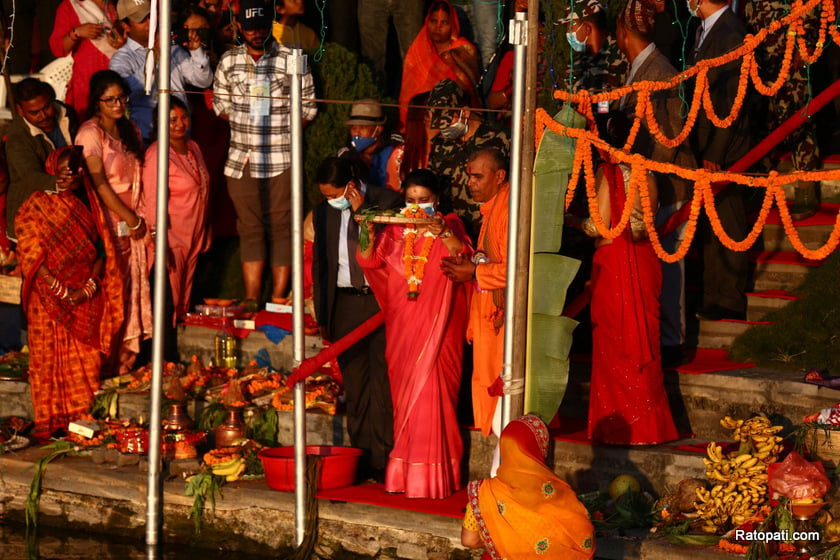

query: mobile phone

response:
[117,221,130,237]
[67,146,84,175]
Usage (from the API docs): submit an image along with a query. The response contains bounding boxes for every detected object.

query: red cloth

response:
[587,164,677,445]
[398,0,480,128]
[357,214,472,498]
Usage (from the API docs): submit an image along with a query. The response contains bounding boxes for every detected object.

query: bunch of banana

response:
[210,455,246,482]
[721,414,784,462]
[694,414,786,534]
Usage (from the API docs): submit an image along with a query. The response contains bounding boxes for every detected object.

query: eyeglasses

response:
[99,95,128,106]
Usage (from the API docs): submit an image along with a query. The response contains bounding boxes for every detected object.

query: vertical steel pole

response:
[501,12,528,430]
[146,0,171,547]
[287,47,308,547]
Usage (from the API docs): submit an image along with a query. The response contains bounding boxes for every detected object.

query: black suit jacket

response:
[690,8,753,168]
[312,185,403,341]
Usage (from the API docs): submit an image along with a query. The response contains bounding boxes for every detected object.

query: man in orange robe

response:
[442,147,509,452]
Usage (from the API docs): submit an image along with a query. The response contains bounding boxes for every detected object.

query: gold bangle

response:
[128,216,144,231]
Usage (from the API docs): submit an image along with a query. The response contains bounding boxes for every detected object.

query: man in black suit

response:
[689,0,752,322]
[312,157,402,482]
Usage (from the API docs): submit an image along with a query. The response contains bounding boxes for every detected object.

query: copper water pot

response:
[214,409,246,448]
[162,403,194,432]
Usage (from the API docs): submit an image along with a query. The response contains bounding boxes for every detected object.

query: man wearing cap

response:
[614,0,696,367]
[213,0,317,306]
[342,99,403,192]
[689,0,752,322]
[562,0,628,96]
[427,78,509,241]
[110,0,213,141]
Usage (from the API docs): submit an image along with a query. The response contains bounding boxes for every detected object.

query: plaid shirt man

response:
[213,38,317,179]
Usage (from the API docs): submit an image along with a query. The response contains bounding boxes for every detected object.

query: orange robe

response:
[468,186,509,435]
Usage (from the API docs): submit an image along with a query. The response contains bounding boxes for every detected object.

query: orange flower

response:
[402,222,436,300]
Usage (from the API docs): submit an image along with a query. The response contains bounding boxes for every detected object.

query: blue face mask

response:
[566,29,587,53]
[351,135,377,152]
[327,185,351,211]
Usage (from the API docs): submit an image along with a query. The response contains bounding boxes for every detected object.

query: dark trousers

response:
[332,290,393,471]
[702,185,748,313]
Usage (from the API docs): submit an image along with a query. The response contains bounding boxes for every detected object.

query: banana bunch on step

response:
[722,414,785,461]
[210,455,246,482]
[694,415,785,534]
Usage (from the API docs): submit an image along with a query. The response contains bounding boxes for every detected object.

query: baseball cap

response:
[345,99,386,126]
[117,0,151,22]
[237,0,273,30]
[558,0,604,24]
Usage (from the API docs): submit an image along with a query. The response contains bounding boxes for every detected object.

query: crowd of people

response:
[1,0,838,555]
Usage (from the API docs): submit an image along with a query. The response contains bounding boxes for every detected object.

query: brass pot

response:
[214,409,246,448]
[162,403,194,432]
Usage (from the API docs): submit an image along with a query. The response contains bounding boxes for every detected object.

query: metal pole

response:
[501,12,528,430]
[287,47,308,547]
[146,0,171,547]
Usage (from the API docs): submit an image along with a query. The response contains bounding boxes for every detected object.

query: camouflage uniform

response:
[745,0,820,171]
[568,34,629,94]
[429,122,510,240]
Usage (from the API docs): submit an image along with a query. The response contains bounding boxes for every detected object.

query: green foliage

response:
[197,401,228,432]
[246,406,279,446]
[184,471,224,535]
[730,251,840,372]
[26,441,77,532]
[304,43,385,208]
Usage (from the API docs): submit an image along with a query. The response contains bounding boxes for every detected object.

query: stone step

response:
[696,319,751,349]
[762,222,834,253]
[746,291,797,322]
[751,258,817,292]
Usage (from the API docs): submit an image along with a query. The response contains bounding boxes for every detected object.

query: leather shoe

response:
[661,345,686,369]
[695,305,745,322]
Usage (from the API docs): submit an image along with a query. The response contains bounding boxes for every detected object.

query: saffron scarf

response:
[467,415,596,559]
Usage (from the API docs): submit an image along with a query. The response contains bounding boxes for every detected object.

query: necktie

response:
[694,22,704,55]
[346,217,366,289]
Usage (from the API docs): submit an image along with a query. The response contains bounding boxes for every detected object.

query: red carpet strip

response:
[675,348,755,375]
[317,483,467,518]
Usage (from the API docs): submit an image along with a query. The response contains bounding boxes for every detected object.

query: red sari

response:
[357,214,472,498]
[587,164,678,445]
[398,0,480,128]
[15,149,123,437]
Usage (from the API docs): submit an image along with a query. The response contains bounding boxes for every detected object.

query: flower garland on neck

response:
[402,205,436,300]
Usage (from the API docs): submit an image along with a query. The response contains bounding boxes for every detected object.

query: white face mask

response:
[440,111,469,140]
[416,202,436,216]
[327,184,351,211]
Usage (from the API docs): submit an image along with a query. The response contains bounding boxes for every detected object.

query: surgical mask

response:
[350,135,377,152]
[566,30,587,53]
[327,185,351,211]
[417,202,436,216]
[687,0,699,18]
[440,111,468,140]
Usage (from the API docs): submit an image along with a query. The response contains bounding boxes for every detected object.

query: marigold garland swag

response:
[535,0,840,264]
[402,205,436,300]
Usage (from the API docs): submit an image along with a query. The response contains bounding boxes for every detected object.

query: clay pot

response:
[214,409,246,448]
[162,403,194,432]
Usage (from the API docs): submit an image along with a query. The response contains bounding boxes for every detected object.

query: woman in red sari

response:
[14,147,123,439]
[462,414,596,559]
[398,0,480,129]
[358,168,472,498]
[580,158,678,445]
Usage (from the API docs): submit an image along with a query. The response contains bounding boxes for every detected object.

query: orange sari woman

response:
[399,0,480,129]
[462,415,596,559]
[15,148,123,438]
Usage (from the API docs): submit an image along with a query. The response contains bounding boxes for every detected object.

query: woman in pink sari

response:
[76,70,152,374]
[358,169,472,498]
[142,97,211,323]
[50,0,125,119]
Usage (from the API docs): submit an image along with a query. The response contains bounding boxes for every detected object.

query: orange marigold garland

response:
[402,204,436,300]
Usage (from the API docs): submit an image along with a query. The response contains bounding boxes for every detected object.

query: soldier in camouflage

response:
[560,0,628,131]
[745,0,820,219]
[427,78,510,241]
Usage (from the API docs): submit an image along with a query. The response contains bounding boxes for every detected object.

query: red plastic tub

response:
[259,446,362,491]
